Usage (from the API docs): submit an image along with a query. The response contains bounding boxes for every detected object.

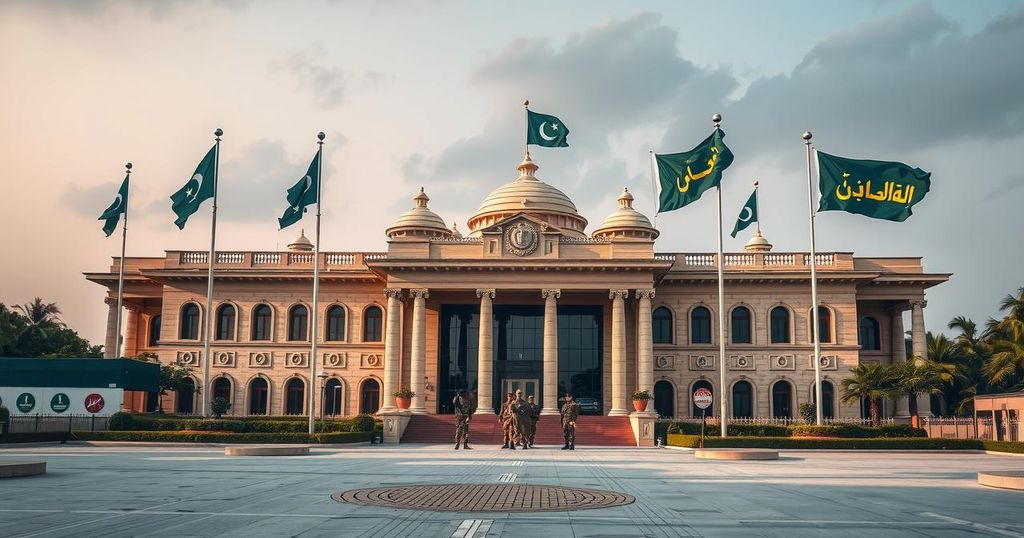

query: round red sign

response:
[692,388,713,409]
[84,393,105,414]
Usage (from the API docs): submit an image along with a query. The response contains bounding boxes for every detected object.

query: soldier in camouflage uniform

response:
[453,390,473,450]
[526,395,540,447]
[512,389,531,450]
[560,392,579,450]
[499,392,516,449]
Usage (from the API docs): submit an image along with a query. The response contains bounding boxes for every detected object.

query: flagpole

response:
[201,128,223,418]
[523,99,530,157]
[649,150,659,228]
[113,162,132,359]
[712,113,728,438]
[308,132,325,436]
[804,130,824,426]
[753,181,761,235]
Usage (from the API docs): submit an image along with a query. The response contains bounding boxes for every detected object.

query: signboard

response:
[17,393,36,413]
[50,393,70,413]
[693,388,713,410]
[84,393,106,414]
[0,387,123,416]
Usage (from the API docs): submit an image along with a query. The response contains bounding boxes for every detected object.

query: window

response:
[176,377,195,414]
[652,307,673,344]
[811,306,832,343]
[324,379,343,416]
[654,380,674,418]
[179,304,200,340]
[812,380,836,419]
[216,304,235,340]
[859,316,881,350]
[213,377,232,403]
[326,305,346,341]
[772,380,793,418]
[285,378,305,415]
[733,380,753,418]
[691,306,711,344]
[288,305,309,341]
[252,304,272,341]
[691,380,713,417]
[731,306,752,344]
[148,315,162,347]
[360,378,380,414]
[770,307,790,343]
[248,378,269,415]
[363,306,383,342]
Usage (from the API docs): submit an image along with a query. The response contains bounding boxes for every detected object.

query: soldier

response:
[560,392,579,450]
[526,395,540,447]
[512,389,531,450]
[499,392,516,449]
[453,390,473,450]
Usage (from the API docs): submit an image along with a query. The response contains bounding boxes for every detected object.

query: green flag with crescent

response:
[655,129,734,213]
[170,145,217,229]
[278,151,321,229]
[730,188,757,238]
[99,175,129,237]
[526,110,569,147]
[816,151,930,222]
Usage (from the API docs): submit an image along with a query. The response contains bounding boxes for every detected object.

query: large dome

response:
[467,155,587,237]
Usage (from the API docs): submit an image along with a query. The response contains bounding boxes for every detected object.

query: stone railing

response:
[559,236,610,244]
[169,251,385,270]
[655,252,853,271]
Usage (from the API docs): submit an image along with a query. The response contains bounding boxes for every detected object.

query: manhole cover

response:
[332,484,634,512]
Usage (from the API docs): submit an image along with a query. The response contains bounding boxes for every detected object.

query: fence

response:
[6,414,111,433]
[658,417,895,426]
[922,417,1020,442]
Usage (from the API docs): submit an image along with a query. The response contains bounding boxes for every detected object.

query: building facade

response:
[86,155,949,420]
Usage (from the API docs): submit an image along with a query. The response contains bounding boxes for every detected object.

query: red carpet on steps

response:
[399,414,636,446]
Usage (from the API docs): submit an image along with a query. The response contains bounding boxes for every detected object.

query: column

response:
[379,288,403,413]
[635,289,655,407]
[911,299,932,416]
[409,289,428,414]
[103,297,118,358]
[609,289,630,416]
[541,289,560,415]
[891,307,909,418]
[123,306,140,357]
[475,289,495,415]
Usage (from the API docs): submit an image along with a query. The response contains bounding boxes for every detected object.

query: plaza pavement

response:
[1,442,1023,537]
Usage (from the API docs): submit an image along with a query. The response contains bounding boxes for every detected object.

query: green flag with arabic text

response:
[816,151,930,222]
[656,129,734,213]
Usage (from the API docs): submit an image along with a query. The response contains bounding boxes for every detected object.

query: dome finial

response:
[414,187,429,208]
[517,153,539,179]
[744,229,773,252]
[618,187,634,208]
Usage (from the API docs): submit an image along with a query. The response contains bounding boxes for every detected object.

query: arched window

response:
[731,306,752,344]
[213,377,232,403]
[215,304,235,340]
[285,378,305,415]
[819,380,835,420]
[652,307,673,344]
[360,378,381,414]
[176,377,195,414]
[326,305,346,341]
[179,304,200,340]
[733,380,753,418]
[859,316,881,350]
[811,306,832,343]
[691,380,713,417]
[248,378,269,415]
[772,380,793,419]
[288,305,309,341]
[324,378,343,416]
[654,380,674,418]
[251,304,272,341]
[363,306,383,342]
[148,315,162,347]
[691,306,711,344]
[770,307,790,344]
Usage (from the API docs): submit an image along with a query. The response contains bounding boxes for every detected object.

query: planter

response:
[632,400,648,412]
[396,397,411,410]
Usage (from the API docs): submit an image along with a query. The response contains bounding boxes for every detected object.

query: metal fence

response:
[922,417,1020,442]
[6,414,111,433]
[658,417,895,426]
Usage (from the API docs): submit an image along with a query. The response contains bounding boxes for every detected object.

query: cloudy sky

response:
[1,0,1021,345]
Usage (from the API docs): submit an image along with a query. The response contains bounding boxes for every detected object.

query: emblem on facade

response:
[504,222,539,256]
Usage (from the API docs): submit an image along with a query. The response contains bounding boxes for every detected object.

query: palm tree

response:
[947,316,991,415]
[982,287,1024,391]
[841,363,896,427]
[14,298,62,327]
[891,354,951,426]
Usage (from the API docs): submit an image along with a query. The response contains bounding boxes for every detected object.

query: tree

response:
[14,298,62,327]
[890,354,950,427]
[982,287,1024,392]
[840,363,896,427]
[156,360,197,413]
[1,300,101,358]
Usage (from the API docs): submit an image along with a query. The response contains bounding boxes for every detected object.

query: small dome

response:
[591,187,659,241]
[450,222,462,238]
[288,229,314,251]
[744,230,773,252]
[386,187,452,239]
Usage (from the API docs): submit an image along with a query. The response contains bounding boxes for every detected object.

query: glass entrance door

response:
[501,378,538,399]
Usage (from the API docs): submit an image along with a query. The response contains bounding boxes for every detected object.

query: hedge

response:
[666,434,997,450]
[71,430,375,444]
[0,432,71,444]
[661,421,924,439]
[108,413,378,433]
[665,422,790,437]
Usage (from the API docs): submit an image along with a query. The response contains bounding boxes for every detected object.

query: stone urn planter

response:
[396,397,411,410]
[393,388,415,410]
[632,399,648,412]
[630,390,652,413]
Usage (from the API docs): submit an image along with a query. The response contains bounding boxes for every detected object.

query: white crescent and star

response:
[738,207,753,222]
[184,173,205,204]
[538,122,559,141]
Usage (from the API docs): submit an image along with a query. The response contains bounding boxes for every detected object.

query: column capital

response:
[609,289,629,300]
[475,288,495,299]
[104,297,117,306]
[124,303,142,312]
[910,299,928,309]
[410,288,430,299]
[542,289,561,300]
[384,288,404,300]
[635,289,656,300]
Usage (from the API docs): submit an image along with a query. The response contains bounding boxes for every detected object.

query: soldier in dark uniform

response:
[526,395,540,447]
[453,390,473,450]
[512,389,531,450]
[560,392,579,450]
[500,392,516,449]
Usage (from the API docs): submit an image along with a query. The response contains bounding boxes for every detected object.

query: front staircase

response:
[400,414,636,446]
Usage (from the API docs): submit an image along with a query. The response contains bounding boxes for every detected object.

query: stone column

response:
[103,297,118,358]
[891,307,910,418]
[380,288,403,413]
[541,289,561,415]
[636,289,655,400]
[911,300,932,416]
[475,289,495,415]
[609,289,630,416]
[409,289,428,414]
[123,305,140,357]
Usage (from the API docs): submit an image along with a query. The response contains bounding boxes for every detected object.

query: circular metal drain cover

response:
[333,484,634,512]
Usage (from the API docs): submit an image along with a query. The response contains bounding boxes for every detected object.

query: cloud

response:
[270,44,350,109]
[61,181,124,219]
[1,0,250,19]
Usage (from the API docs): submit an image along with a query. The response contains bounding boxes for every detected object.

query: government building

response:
[86,154,949,423]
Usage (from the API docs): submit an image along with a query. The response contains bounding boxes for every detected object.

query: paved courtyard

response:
[1,443,1023,537]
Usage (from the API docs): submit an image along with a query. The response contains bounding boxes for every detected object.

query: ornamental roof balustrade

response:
[655,252,857,272]
[165,250,385,270]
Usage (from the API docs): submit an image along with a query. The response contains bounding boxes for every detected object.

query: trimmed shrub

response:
[351,414,375,432]
[877,424,927,438]
[0,405,10,434]
[798,403,816,424]
[667,434,985,450]
[70,430,374,444]
[982,441,1024,454]
[314,431,375,444]
[661,422,787,437]
[0,432,71,444]
[108,412,134,430]
[105,414,375,433]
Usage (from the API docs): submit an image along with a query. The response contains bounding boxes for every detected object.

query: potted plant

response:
[630,390,652,412]
[393,388,415,410]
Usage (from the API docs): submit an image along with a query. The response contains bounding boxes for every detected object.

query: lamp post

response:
[317,371,328,432]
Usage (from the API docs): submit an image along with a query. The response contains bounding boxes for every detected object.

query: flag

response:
[655,129,734,212]
[99,175,129,237]
[170,145,217,229]
[526,110,569,147]
[730,188,757,238]
[817,151,930,222]
[278,151,321,229]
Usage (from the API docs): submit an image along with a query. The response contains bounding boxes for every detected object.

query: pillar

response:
[380,288,403,413]
[123,305,140,357]
[541,289,560,415]
[475,289,495,415]
[609,289,629,416]
[911,299,932,416]
[892,307,909,418]
[103,297,118,358]
[636,289,655,400]
[409,289,428,414]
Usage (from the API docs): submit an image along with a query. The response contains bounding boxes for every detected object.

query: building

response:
[85,154,949,421]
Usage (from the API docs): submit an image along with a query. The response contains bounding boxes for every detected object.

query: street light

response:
[317,371,329,432]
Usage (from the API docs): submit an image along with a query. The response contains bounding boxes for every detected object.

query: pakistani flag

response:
[278,151,320,229]
[817,151,930,222]
[730,188,758,238]
[527,110,569,147]
[170,145,217,229]
[99,175,129,237]
[655,129,734,212]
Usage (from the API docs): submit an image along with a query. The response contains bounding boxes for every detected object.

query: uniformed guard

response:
[560,392,579,450]
[499,392,516,449]
[526,395,540,447]
[512,389,531,450]
[453,390,473,450]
